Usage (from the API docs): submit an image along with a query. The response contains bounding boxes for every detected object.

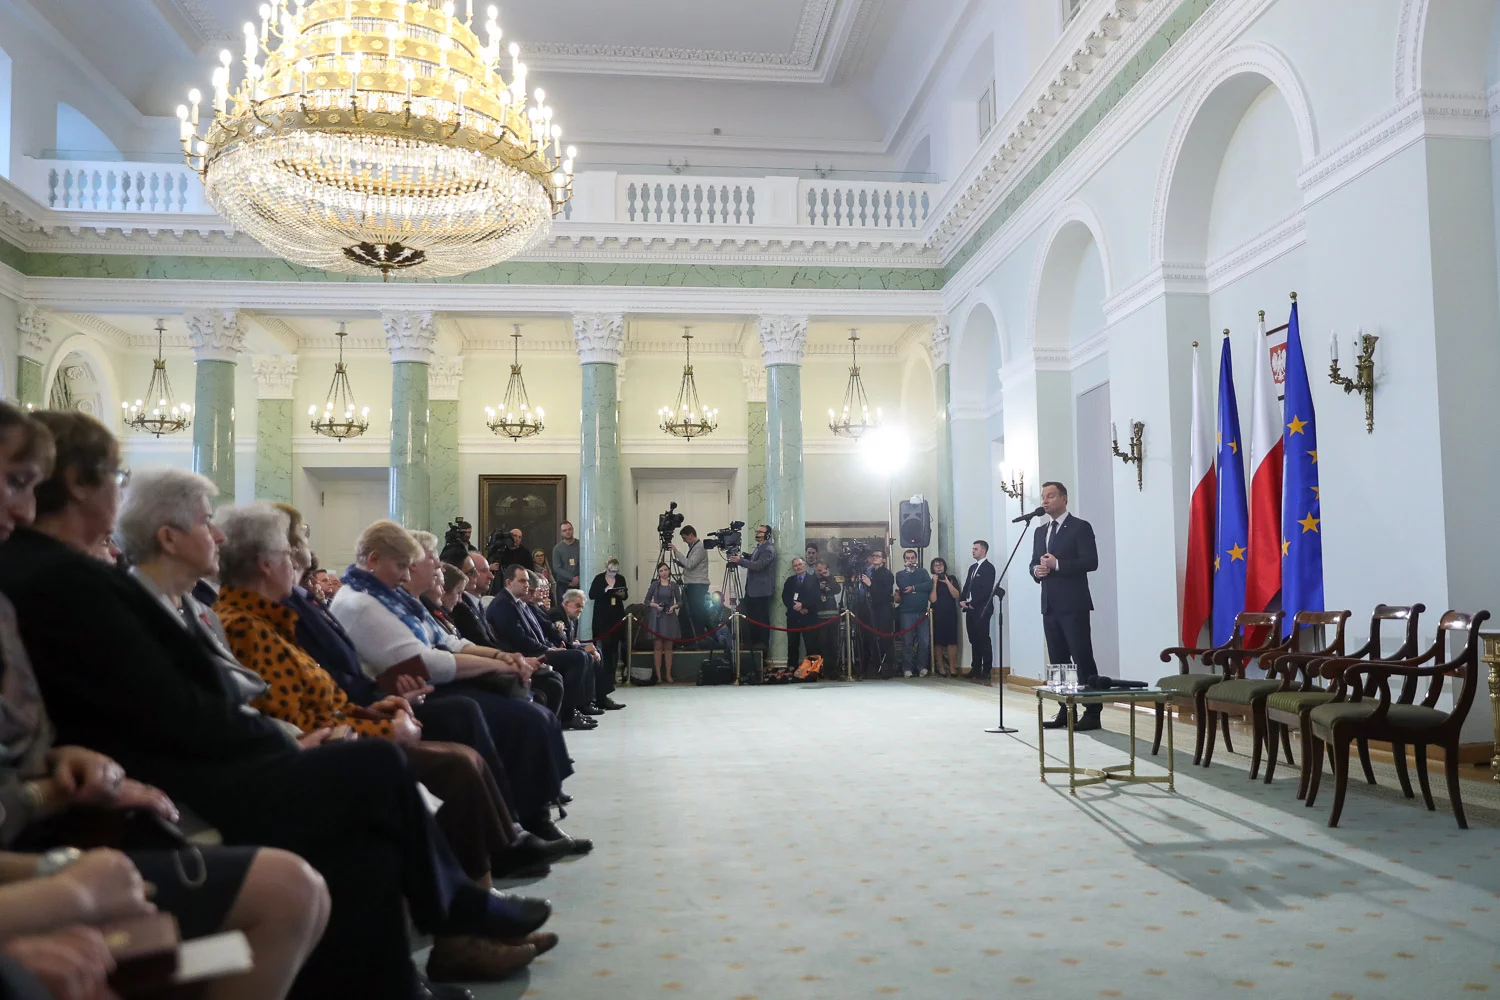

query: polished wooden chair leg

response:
[1443,742,1468,830]
[1192,696,1208,766]
[1203,709,1219,767]
[1328,732,1352,828]
[1151,701,1165,755]
[1280,725,1295,766]
[1391,741,1415,799]
[1414,744,1435,811]
[1357,738,1377,785]
[1305,737,1325,806]
[1220,712,1234,755]
[1264,719,1280,785]
[1249,702,1268,780]
[1295,717,1314,800]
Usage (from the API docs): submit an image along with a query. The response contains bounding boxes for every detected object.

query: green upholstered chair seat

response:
[1156,673,1218,695]
[1308,701,1448,731]
[1265,690,1335,715]
[1205,678,1283,705]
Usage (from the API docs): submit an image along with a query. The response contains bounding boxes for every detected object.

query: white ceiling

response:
[27,0,960,164]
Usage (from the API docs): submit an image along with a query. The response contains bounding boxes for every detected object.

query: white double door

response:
[632,475,734,591]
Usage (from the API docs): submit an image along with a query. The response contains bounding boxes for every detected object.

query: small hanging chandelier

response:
[659,327,718,439]
[485,324,545,439]
[309,322,370,440]
[122,319,192,437]
[828,327,880,439]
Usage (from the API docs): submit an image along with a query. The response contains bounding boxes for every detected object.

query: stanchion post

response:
[625,612,634,686]
[734,611,743,685]
[928,605,935,676]
[844,610,853,681]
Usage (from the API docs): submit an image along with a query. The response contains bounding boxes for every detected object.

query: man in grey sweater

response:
[670,525,710,638]
[731,525,776,653]
[550,521,581,590]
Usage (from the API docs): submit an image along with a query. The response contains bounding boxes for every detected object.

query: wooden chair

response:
[1154,612,1283,766]
[1201,611,1340,778]
[1263,605,1423,799]
[1306,609,1490,829]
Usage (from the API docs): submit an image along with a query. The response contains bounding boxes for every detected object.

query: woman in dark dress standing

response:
[587,559,629,685]
[929,557,961,677]
[644,564,681,684]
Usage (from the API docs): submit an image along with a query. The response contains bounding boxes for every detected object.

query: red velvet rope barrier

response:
[634,620,733,644]
[737,616,845,634]
[848,615,928,639]
[582,616,630,643]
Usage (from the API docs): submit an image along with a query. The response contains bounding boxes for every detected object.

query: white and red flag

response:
[1181,342,1215,648]
[1245,312,1284,618]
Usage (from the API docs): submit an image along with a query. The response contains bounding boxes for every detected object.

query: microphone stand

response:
[984,509,1042,734]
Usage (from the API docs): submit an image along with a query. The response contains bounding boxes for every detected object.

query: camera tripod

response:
[654,535,684,586]
[719,557,744,604]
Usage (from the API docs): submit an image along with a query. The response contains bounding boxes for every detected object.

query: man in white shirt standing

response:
[671,525,710,639]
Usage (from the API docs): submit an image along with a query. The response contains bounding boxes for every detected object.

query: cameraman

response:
[857,549,896,677]
[670,525,710,638]
[730,525,776,653]
[440,517,472,565]
[814,560,842,672]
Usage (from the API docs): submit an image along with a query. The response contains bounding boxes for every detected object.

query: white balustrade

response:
[795,180,934,229]
[619,175,764,225]
[18,157,209,214]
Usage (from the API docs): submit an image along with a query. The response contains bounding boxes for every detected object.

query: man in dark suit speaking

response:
[1029,481,1101,731]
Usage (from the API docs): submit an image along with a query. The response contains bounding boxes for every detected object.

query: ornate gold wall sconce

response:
[998,468,1025,510]
[1111,420,1144,491]
[1328,329,1378,434]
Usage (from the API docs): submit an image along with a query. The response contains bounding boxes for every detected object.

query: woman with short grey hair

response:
[215,502,294,591]
[116,466,218,566]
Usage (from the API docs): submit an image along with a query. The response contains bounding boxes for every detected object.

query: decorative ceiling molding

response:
[521,0,875,84]
[56,313,132,350]
[150,0,235,47]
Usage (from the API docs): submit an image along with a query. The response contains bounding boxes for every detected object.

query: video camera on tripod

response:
[837,538,870,581]
[703,520,745,558]
[657,502,685,547]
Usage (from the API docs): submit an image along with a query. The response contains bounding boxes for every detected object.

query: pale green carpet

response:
[460,681,1500,999]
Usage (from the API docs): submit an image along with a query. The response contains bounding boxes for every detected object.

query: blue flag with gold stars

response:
[1280,300,1323,634]
[1212,334,1249,645]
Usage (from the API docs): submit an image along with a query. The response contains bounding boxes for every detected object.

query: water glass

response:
[1046,663,1066,689]
[1063,664,1079,692]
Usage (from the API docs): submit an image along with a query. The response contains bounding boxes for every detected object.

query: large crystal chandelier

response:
[178,0,576,280]
[828,328,880,439]
[122,320,192,437]
[659,328,718,440]
[309,322,371,439]
[485,324,545,439]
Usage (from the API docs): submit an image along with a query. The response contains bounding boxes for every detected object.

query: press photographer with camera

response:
[855,548,895,678]
[669,525,709,637]
[729,525,775,652]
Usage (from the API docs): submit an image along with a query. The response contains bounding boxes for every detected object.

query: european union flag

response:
[1280,299,1323,634]
[1212,333,1249,645]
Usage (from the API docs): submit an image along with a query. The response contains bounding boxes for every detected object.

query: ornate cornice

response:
[17,306,51,362]
[757,315,809,366]
[250,355,298,399]
[381,310,438,364]
[573,313,626,365]
[184,309,247,362]
[928,323,951,367]
[429,357,465,400]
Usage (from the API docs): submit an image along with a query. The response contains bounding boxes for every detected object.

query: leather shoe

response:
[526,819,594,855]
[514,830,576,864]
[1041,708,1072,730]
[427,936,536,982]
[418,979,475,1000]
[472,891,552,939]
[598,695,626,710]
[504,931,559,957]
[564,712,597,731]
[579,703,605,716]
[1074,711,1102,732]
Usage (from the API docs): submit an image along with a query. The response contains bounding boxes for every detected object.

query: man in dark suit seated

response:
[559,588,623,712]
[1029,481,1102,731]
[486,566,596,732]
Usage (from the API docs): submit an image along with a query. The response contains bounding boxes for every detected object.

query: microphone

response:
[1012,507,1045,523]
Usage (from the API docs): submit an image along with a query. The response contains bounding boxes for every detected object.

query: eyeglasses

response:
[112,467,131,488]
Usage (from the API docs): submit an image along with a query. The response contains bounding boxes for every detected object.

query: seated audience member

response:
[487,566,597,732]
[535,580,598,718]
[424,560,469,638]
[331,522,588,851]
[212,503,567,888]
[560,589,623,712]
[2,411,553,999]
[530,548,554,596]
[450,553,496,645]
[0,404,330,1000]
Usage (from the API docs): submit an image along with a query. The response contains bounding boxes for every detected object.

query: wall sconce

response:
[1111,420,1144,491]
[1328,329,1378,434]
[998,467,1025,507]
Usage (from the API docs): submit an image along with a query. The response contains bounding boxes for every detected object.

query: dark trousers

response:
[965,608,994,678]
[785,614,818,667]
[405,741,515,881]
[681,582,710,638]
[592,651,615,699]
[742,596,772,650]
[544,649,591,720]
[856,606,894,676]
[413,694,518,816]
[429,681,571,825]
[530,667,564,714]
[1043,609,1099,713]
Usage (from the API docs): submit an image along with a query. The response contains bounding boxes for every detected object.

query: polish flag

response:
[1182,342,1215,648]
[1245,313,1284,618]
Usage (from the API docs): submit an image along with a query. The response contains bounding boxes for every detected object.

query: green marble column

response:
[932,324,956,563]
[745,361,767,533]
[429,399,459,531]
[254,400,293,503]
[390,362,431,530]
[758,316,808,666]
[192,360,237,500]
[574,313,625,589]
[16,358,44,410]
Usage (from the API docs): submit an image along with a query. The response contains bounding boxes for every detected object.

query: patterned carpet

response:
[456,680,1500,999]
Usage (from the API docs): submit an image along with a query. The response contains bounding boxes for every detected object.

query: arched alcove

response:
[56,103,118,155]
[1399,0,1496,97]
[1030,204,1112,352]
[48,353,104,416]
[41,335,119,423]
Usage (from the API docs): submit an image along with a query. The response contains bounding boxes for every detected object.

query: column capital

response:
[250,355,298,399]
[573,312,625,365]
[929,322,951,367]
[743,359,767,403]
[757,315,808,366]
[381,309,438,364]
[429,356,465,400]
[17,306,53,363]
[185,309,247,362]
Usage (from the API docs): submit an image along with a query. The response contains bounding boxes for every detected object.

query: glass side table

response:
[1035,687,1176,795]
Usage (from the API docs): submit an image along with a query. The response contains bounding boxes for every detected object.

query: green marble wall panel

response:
[579,364,622,588]
[746,401,767,532]
[390,362,431,531]
[934,364,956,564]
[429,400,460,535]
[254,399,292,504]
[192,359,236,502]
[16,358,44,410]
[946,0,1215,278]
[764,366,805,666]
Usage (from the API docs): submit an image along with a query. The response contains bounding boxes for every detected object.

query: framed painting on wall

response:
[477,475,567,563]
[804,521,891,584]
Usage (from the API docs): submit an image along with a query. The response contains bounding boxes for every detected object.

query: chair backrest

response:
[1228,611,1284,651]
[1369,603,1426,701]
[1289,610,1349,655]
[1420,610,1491,714]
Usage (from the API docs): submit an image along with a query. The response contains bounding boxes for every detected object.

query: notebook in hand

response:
[376,654,431,696]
